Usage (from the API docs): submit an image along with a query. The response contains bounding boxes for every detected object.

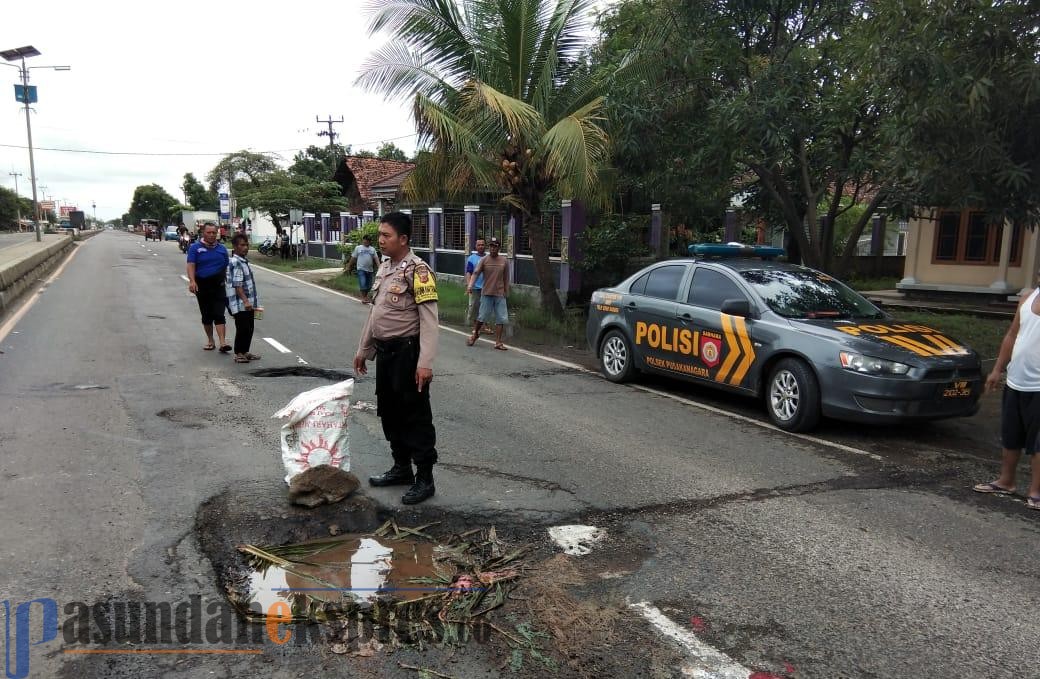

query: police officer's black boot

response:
[401,464,435,504]
[368,463,414,487]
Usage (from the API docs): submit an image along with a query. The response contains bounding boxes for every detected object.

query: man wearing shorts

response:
[974,276,1040,510]
[351,235,378,304]
[465,238,486,325]
[466,238,510,350]
[186,223,231,352]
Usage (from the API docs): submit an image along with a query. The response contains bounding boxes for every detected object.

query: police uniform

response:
[356,250,439,503]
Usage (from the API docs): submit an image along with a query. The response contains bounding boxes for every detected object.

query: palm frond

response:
[355,41,458,101]
[461,79,543,139]
[541,95,609,199]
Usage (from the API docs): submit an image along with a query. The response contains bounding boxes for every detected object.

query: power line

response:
[0,133,418,158]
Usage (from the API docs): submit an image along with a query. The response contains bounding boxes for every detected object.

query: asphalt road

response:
[1,232,1038,678]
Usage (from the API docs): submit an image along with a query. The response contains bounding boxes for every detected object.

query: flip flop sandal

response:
[234,355,250,363]
[203,344,216,351]
[972,482,1016,495]
[245,353,261,361]
[1027,496,1040,510]
[494,344,508,351]
[219,345,232,353]
[466,334,478,347]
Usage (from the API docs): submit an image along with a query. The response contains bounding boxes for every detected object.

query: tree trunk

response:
[523,208,565,319]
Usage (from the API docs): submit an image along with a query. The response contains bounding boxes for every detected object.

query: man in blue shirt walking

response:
[186,223,231,352]
[465,238,486,328]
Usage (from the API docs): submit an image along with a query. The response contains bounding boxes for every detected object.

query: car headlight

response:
[839,351,910,375]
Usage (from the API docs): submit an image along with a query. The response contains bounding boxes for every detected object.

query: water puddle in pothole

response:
[242,535,439,615]
[228,522,526,632]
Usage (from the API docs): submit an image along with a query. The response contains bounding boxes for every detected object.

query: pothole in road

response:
[250,367,353,380]
[156,407,214,428]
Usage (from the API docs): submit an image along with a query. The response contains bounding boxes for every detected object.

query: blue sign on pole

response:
[218,193,230,220]
[14,85,37,104]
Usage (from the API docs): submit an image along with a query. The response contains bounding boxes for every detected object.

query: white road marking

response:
[263,337,293,354]
[210,377,242,397]
[180,275,189,282]
[251,265,883,462]
[296,356,309,365]
[629,601,751,679]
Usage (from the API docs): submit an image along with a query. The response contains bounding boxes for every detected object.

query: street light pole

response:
[20,59,41,241]
[1,45,70,242]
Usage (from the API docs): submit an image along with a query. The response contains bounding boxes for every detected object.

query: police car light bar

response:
[689,243,785,259]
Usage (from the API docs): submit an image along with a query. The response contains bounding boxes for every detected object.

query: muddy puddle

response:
[229,521,523,632]
[243,534,440,615]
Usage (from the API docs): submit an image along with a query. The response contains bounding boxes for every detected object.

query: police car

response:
[586,244,983,432]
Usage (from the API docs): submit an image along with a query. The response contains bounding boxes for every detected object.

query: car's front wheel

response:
[766,358,821,432]
[600,329,636,383]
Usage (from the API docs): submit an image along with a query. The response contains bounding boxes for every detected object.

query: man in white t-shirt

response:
[974,273,1040,510]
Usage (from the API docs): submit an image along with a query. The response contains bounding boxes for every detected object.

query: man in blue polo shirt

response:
[465,238,486,327]
[186,223,231,352]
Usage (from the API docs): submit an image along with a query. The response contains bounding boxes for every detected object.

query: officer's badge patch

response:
[413,266,438,304]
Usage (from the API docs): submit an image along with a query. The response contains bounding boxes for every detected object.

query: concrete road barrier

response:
[0,235,74,314]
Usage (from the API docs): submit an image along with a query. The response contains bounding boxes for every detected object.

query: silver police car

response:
[586,245,982,432]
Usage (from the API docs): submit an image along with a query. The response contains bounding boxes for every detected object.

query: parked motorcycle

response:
[257,237,275,256]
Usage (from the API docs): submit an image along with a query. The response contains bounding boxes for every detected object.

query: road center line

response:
[629,601,751,679]
[180,275,189,282]
[251,266,883,461]
[263,337,293,354]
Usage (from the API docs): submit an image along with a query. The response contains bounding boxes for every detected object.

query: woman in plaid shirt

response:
[226,234,261,363]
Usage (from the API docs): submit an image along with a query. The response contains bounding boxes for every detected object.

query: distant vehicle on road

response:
[141,219,161,241]
[164,226,180,241]
[586,244,983,432]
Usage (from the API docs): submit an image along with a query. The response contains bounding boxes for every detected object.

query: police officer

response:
[353,212,440,504]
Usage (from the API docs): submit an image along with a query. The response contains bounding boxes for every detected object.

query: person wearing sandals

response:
[973,277,1040,510]
[186,223,231,353]
[226,234,261,363]
[465,238,510,350]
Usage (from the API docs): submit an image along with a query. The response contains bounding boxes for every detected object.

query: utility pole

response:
[316,115,343,154]
[8,171,22,229]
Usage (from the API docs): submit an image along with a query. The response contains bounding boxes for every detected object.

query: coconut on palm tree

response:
[357,0,612,317]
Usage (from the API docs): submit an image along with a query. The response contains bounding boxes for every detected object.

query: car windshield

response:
[739,269,883,319]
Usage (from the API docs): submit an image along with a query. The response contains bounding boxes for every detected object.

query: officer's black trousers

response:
[374,336,437,467]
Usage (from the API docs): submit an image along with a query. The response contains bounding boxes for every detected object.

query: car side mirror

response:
[720,298,751,317]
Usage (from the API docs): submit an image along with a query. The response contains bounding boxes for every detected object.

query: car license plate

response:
[942,381,972,398]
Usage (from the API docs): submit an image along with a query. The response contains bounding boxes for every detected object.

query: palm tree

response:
[357,0,611,317]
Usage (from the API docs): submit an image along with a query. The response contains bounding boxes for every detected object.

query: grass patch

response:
[848,276,900,291]
[254,256,341,273]
[889,310,1008,361]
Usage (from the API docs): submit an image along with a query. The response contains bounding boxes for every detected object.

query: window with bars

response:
[443,213,465,250]
[932,210,1023,265]
[411,213,430,247]
[478,213,509,246]
[516,213,562,256]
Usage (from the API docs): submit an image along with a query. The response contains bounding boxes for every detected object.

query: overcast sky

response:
[2,1,610,221]
[0,0,431,220]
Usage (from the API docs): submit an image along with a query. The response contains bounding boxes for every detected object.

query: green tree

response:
[358,0,615,317]
[236,171,349,224]
[206,150,281,196]
[181,172,217,210]
[289,144,348,182]
[127,184,180,226]
[376,141,409,162]
[0,186,33,229]
[868,0,1040,227]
